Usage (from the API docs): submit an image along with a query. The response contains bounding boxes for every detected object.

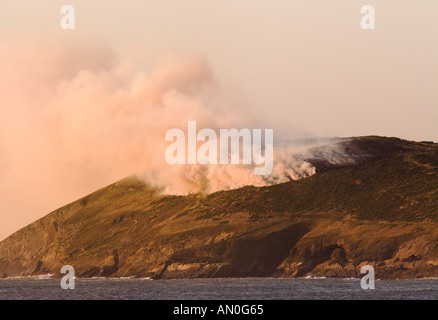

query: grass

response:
[1,136,437,279]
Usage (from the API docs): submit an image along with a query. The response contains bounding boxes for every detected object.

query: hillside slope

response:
[0,136,437,280]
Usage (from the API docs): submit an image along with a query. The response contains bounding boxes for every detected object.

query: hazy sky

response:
[0,0,437,239]
[2,0,437,139]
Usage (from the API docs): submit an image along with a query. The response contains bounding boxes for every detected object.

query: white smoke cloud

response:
[0,34,353,238]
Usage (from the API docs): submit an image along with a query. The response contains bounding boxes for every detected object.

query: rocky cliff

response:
[0,136,437,280]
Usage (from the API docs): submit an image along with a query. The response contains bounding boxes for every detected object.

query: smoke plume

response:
[0,34,350,238]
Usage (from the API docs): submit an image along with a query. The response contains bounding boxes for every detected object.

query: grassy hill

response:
[0,136,437,280]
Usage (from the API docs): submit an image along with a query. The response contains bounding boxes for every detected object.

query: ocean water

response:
[0,277,437,300]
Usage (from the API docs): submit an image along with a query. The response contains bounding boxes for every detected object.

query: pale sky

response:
[0,0,437,239]
[2,0,437,139]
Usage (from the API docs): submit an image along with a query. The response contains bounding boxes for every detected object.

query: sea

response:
[0,277,437,300]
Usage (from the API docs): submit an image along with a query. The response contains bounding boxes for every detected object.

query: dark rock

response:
[330,247,348,266]
[402,254,420,262]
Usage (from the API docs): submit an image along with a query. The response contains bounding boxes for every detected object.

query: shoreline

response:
[2,274,438,282]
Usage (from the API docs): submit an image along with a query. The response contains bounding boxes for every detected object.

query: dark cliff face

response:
[0,136,437,280]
